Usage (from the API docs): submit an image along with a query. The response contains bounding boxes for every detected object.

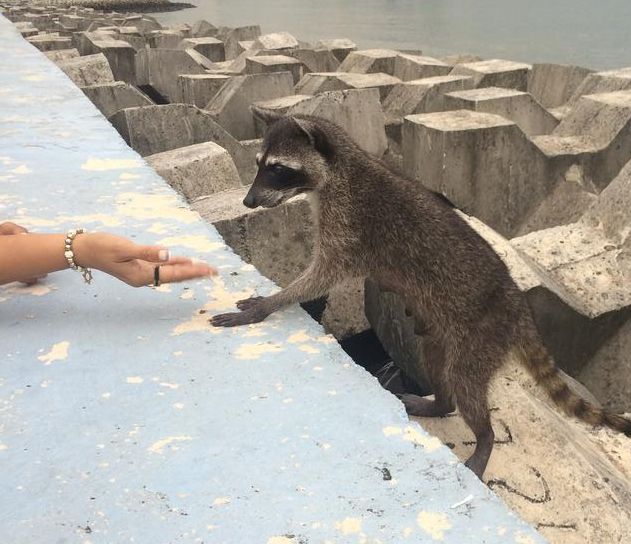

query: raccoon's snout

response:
[243,191,258,209]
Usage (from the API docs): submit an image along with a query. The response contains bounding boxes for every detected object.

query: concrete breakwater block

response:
[190,19,218,38]
[43,47,79,62]
[26,31,72,51]
[251,94,313,135]
[314,37,356,62]
[444,87,559,136]
[178,36,225,62]
[109,104,252,183]
[393,53,451,81]
[176,73,230,108]
[339,48,400,75]
[403,110,548,238]
[88,37,136,84]
[245,54,304,85]
[566,66,631,107]
[295,71,400,101]
[287,47,340,73]
[205,72,295,140]
[253,30,299,52]
[81,81,152,119]
[221,24,261,60]
[287,88,388,157]
[135,48,208,102]
[57,52,115,87]
[146,141,242,202]
[450,58,532,91]
[528,62,594,109]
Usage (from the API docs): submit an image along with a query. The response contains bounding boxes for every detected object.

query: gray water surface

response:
[154,0,631,70]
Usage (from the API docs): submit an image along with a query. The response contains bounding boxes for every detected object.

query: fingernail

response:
[158,249,169,261]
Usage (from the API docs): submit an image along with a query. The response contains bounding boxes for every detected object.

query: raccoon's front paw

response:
[236,296,265,311]
[210,309,267,327]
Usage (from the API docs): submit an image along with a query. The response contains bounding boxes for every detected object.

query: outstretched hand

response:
[73,233,217,287]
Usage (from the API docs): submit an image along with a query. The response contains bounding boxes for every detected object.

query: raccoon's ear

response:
[250,105,283,125]
[292,117,334,160]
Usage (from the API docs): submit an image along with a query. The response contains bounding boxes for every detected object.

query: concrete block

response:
[205,72,295,140]
[383,75,475,119]
[393,53,451,81]
[314,38,357,62]
[148,29,188,49]
[222,25,261,60]
[528,63,594,108]
[135,48,208,102]
[567,66,631,106]
[444,87,559,136]
[145,141,241,201]
[81,81,152,118]
[72,29,117,56]
[295,71,400,101]
[178,36,225,62]
[89,38,136,84]
[246,54,304,84]
[191,19,218,38]
[339,48,399,75]
[109,104,251,184]
[115,27,147,51]
[287,88,387,157]
[177,74,230,108]
[253,31,299,52]
[27,32,72,51]
[57,53,115,87]
[287,48,340,73]
[43,48,79,62]
[251,94,313,135]
[403,110,547,237]
[450,59,532,91]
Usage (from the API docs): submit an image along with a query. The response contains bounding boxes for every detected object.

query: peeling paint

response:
[267,537,293,544]
[417,512,451,541]
[335,517,362,535]
[116,192,199,224]
[148,436,193,454]
[288,330,311,343]
[126,376,143,384]
[212,497,231,506]
[11,164,31,174]
[81,158,142,171]
[382,426,443,452]
[298,344,320,354]
[235,342,283,360]
[514,532,537,544]
[37,341,69,365]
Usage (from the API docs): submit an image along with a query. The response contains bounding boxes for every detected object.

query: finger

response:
[156,262,218,284]
[128,244,172,263]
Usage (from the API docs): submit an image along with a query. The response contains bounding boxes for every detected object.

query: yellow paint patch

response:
[38,341,69,365]
[212,497,231,506]
[157,235,223,253]
[22,73,45,81]
[180,290,194,300]
[119,172,141,180]
[159,382,180,389]
[235,342,283,360]
[173,351,183,357]
[298,344,320,354]
[147,222,170,234]
[155,284,172,293]
[0,443,8,451]
[403,527,414,538]
[267,537,294,544]
[3,282,52,296]
[514,532,537,544]
[126,376,144,384]
[382,425,442,452]
[116,192,198,224]
[335,518,362,535]
[172,277,253,336]
[417,512,451,541]
[11,164,31,174]
[148,436,193,454]
[81,158,143,171]
[244,326,266,337]
[288,330,311,343]
[173,403,184,410]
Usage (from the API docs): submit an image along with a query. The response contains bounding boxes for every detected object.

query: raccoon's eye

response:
[271,164,294,174]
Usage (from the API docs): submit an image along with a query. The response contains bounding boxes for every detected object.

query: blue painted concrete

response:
[0,14,545,544]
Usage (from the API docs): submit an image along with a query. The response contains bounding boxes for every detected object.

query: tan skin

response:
[0,221,217,287]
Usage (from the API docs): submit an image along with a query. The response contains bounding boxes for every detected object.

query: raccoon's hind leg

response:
[400,336,455,418]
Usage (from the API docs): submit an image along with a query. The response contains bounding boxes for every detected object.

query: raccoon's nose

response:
[243,192,257,209]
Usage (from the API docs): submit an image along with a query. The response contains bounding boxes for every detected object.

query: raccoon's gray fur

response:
[211,109,631,479]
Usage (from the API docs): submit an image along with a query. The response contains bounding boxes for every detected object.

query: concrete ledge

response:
[0,14,542,544]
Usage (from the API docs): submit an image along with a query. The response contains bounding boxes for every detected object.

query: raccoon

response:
[211,108,631,479]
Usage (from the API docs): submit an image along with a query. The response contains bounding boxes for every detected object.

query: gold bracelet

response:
[64,228,93,284]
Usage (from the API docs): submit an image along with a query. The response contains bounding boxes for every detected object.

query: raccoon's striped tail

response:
[518,342,631,436]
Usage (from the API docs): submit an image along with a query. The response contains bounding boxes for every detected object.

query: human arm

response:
[0,230,217,287]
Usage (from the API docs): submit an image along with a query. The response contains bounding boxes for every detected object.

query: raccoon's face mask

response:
[242,108,333,209]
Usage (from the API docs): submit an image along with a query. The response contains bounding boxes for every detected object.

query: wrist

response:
[71,232,93,269]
